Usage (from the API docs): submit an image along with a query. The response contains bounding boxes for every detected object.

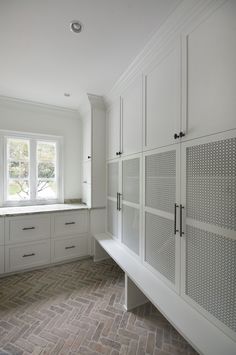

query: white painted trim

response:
[0,130,63,207]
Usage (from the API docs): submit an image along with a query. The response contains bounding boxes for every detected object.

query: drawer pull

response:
[65,222,76,225]
[65,245,76,250]
[22,227,35,230]
[22,253,35,258]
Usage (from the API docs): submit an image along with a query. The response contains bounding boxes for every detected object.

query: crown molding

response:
[77,93,106,118]
[104,0,225,107]
[0,95,79,116]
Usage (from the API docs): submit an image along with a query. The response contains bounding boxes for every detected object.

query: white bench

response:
[94,233,236,355]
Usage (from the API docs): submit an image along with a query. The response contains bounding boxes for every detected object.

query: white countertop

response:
[0,203,89,217]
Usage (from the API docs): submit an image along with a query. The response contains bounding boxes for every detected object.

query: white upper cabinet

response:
[144,40,181,151]
[107,99,121,160]
[82,111,92,161]
[121,76,143,156]
[183,0,236,141]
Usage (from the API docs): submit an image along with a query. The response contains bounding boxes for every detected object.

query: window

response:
[1,131,63,206]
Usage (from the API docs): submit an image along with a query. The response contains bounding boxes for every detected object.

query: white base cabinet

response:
[1,209,90,276]
[5,240,51,273]
[51,235,89,263]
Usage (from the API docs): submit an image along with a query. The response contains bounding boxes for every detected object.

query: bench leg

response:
[124,274,149,311]
[93,239,110,262]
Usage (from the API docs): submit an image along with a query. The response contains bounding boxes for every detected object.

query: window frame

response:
[0,130,64,207]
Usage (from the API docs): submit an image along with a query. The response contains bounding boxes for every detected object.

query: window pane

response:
[38,162,55,179]
[8,139,29,160]
[37,142,56,161]
[8,180,29,200]
[9,162,29,178]
[37,180,57,199]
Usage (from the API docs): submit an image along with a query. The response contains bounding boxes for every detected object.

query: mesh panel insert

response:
[186,225,236,333]
[145,212,175,284]
[145,150,176,213]
[122,158,139,204]
[108,162,119,198]
[122,205,139,255]
[186,137,236,231]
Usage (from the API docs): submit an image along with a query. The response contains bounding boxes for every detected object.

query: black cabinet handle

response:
[116,152,119,156]
[174,203,179,235]
[65,222,76,225]
[180,204,184,237]
[23,253,35,258]
[174,133,179,139]
[117,192,119,210]
[65,246,76,250]
[22,227,35,231]
[179,131,185,138]
[118,193,122,211]
[83,181,87,184]
[88,156,91,159]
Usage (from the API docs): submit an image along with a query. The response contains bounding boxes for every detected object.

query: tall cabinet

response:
[80,94,106,208]
[106,0,236,345]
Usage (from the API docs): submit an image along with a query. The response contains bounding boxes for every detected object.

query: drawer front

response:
[52,236,89,262]
[0,218,4,245]
[0,246,4,274]
[54,211,88,237]
[5,240,51,273]
[6,215,51,243]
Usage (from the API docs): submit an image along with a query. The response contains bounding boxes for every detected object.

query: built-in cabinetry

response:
[107,76,143,160]
[105,0,236,351]
[0,218,4,274]
[1,209,90,274]
[80,94,106,208]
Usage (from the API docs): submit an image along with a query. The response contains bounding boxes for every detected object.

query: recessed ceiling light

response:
[64,93,70,97]
[70,21,83,33]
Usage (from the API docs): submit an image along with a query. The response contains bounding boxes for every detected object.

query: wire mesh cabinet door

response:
[180,130,236,341]
[106,161,121,240]
[121,154,142,258]
[143,145,181,292]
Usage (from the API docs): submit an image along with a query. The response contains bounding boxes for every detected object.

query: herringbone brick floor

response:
[0,258,198,355]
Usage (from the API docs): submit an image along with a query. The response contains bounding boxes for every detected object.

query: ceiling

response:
[0,0,182,109]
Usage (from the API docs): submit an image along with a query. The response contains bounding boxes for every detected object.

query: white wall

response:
[0,96,82,200]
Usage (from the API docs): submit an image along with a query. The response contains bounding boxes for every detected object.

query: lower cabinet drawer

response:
[5,240,51,273]
[52,236,89,263]
[54,211,89,237]
[0,246,4,274]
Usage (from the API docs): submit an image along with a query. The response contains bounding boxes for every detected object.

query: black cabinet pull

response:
[23,253,35,258]
[117,193,122,211]
[117,192,119,210]
[179,131,185,138]
[65,222,76,225]
[22,227,35,231]
[174,203,179,235]
[180,204,184,237]
[88,156,91,159]
[65,245,76,250]
[116,152,119,156]
[83,181,87,184]
[174,133,179,139]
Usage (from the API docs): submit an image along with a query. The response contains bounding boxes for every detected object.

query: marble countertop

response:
[0,203,89,217]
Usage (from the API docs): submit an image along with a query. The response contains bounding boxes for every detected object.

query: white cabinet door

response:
[121,76,142,156]
[183,0,236,141]
[107,99,121,160]
[181,130,236,341]
[107,161,121,239]
[121,155,141,257]
[0,246,4,274]
[144,40,181,150]
[83,112,92,161]
[0,218,4,245]
[144,145,181,291]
